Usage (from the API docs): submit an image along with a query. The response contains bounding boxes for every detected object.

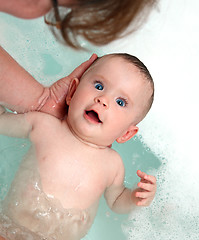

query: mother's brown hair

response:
[49,0,157,48]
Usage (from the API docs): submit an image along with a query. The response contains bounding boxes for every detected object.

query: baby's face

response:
[67,56,151,147]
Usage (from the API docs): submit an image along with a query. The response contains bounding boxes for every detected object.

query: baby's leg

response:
[0,236,6,240]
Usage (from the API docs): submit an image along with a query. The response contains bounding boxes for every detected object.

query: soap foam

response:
[1,0,199,239]
[99,0,199,238]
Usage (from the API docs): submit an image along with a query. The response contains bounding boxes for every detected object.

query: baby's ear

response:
[66,78,79,105]
[116,125,139,143]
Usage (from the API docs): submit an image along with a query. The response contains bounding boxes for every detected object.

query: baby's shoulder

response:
[26,111,62,137]
[107,147,122,159]
[26,111,60,126]
[106,148,124,170]
[104,148,125,187]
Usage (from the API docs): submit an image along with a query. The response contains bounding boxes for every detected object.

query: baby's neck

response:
[63,119,108,150]
[73,134,107,149]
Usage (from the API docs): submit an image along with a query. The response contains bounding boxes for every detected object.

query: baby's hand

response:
[133,170,157,207]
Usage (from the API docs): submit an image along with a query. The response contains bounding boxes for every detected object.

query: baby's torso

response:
[2,148,97,240]
[29,116,116,210]
[1,113,120,239]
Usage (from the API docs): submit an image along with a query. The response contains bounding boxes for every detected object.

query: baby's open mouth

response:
[85,110,102,123]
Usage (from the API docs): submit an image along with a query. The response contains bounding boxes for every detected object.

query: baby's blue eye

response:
[95,82,104,91]
[116,98,127,107]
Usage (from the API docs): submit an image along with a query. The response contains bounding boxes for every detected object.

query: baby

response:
[0,53,156,240]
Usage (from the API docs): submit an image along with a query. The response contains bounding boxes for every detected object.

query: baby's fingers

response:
[137,170,156,184]
[137,182,155,192]
[135,190,154,199]
[144,174,156,185]
[136,198,150,207]
[137,170,146,179]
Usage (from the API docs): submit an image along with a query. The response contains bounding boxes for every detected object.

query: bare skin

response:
[0,46,96,239]
[0,56,156,239]
[0,46,97,119]
[0,0,76,19]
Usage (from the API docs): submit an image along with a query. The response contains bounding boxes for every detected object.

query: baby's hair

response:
[93,53,154,124]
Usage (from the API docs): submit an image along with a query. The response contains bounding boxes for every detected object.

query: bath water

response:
[1,0,199,238]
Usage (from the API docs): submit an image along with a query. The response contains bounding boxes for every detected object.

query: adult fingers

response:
[68,53,98,79]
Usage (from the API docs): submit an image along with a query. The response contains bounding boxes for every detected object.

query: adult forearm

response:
[0,46,48,113]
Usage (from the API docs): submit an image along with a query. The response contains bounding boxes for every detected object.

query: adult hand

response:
[0,45,97,119]
[40,53,98,119]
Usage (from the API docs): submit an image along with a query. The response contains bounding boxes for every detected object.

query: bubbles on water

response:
[122,196,199,240]
[121,150,199,240]
[106,211,110,218]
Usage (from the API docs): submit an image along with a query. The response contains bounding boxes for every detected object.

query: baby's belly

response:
[38,155,107,211]
[2,190,97,240]
[0,148,98,240]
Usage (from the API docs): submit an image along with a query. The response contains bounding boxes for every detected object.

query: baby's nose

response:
[94,96,109,108]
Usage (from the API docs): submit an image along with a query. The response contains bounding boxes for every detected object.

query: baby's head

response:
[90,53,154,124]
[66,53,154,147]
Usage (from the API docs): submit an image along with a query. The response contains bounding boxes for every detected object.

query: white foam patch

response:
[1,0,199,238]
[99,0,199,238]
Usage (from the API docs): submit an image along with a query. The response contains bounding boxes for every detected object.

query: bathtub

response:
[1,0,199,238]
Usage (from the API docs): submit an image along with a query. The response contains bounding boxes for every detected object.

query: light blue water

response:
[3,2,199,238]
[0,135,160,240]
[0,12,161,240]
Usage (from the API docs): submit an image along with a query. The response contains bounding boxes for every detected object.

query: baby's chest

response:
[37,146,110,199]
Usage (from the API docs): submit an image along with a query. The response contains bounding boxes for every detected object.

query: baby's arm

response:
[0,46,97,119]
[104,159,133,214]
[104,156,156,214]
[0,105,32,138]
